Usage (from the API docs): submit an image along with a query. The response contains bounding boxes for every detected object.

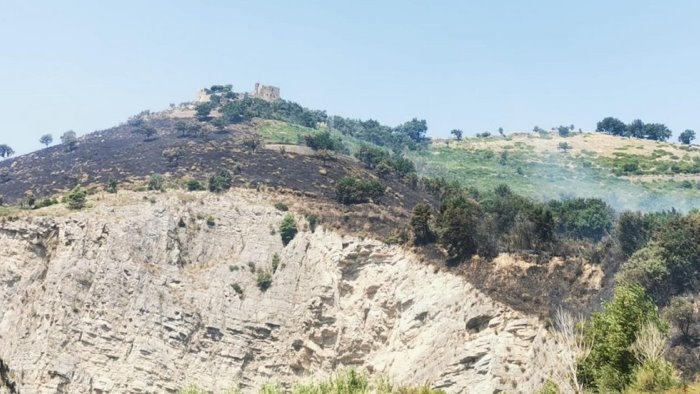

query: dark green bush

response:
[65,187,87,210]
[304,131,347,153]
[280,214,298,246]
[274,202,289,211]
[186,179,204,191]
[411,203,435,245]
[208,169,232,193]
[335,177,385,204]
[256,269,273,291]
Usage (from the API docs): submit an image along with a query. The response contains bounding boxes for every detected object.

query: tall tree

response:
[450,129,463,140]
[39,134,53,147]
[60,130,78,151]
[394,118,428,143]
[626,119,646,138]
[0,144,14,158]
[596,117,627,136]
[678,129,696,145]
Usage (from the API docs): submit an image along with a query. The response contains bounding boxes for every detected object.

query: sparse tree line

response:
[596,116,691,143]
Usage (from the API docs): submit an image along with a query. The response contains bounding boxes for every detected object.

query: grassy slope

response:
[255,121,700,212]
[407,132,700,212]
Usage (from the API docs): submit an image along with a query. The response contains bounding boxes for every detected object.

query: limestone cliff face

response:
[0,191,564,393]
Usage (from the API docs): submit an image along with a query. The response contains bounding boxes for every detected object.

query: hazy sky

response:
[2,1,700,154]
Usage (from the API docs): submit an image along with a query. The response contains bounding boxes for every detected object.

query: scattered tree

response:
[596,117,627,136]
[557,125,570,137]
[0,145,14,159]
[411,203,435,245]
[498,127,504,137]
[678,129,696,145]
[39,134,53,147]
[61,130,78,151]
[664,296,698,342]
[450,129,463,140]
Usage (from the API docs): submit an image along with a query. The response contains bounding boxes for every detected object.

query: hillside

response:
[0,189,565,393]
[412,132,700,212]
[2,87,700,393]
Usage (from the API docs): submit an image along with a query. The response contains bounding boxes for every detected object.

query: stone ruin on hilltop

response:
[195,83,281,103]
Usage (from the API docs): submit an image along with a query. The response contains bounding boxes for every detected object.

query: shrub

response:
[436,196,483,261]
[617,245,670,301]
[186,179,204,191]
[65,187,87,210]
[411,203,435,245]
[60,130,78,151]
[355,145,389,168]
[335,177,385,204]
[304,130,347,152]
[271,253,280,273]
[615,211,651,257]
[548,198,614,241]
[231,283,244,296]
[148,174,165,191]
[664,296,698,341]
[106,178,118,194]
[306,214,318,232]
[280,214,298,246]
[577,284,665,392]
[242,136,262,152]
[256,269,273,291]
[34,197,58,209]
[208,169,233,193]
[274,202,289,211]
[39,134,53,147]
[206,215,216,226]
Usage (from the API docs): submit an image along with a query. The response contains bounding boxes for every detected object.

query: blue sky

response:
[2,1,700,154]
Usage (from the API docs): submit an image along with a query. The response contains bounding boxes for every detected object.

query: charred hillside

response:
[0,115,428,212]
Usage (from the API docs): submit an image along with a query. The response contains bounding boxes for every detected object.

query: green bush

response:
[436,195,483,261]
[627,360,680,393]
[208,169,233,193]
[411,203,435,245]
[280,214,298,246]
[106,178,118,194]
[306,214,319,232]
[206,215,216,226]
[186,179,204,191]
[148,174,165,191]
[548,198,614,241]
[231,283,244,296]
[577,284,665,392]
[256,269,273,291]
[304,131,347,153]
[335,177,385,204]
[65,187,87,210]
[274,202,289,211]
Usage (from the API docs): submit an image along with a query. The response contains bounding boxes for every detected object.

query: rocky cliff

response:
[0,190,564,393]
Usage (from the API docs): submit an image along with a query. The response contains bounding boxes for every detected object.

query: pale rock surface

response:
[0,191,565,393]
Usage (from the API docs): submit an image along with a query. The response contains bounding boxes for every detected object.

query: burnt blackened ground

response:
[0,116,431,212]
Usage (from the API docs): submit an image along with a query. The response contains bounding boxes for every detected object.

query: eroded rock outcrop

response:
[0,191,564,393]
